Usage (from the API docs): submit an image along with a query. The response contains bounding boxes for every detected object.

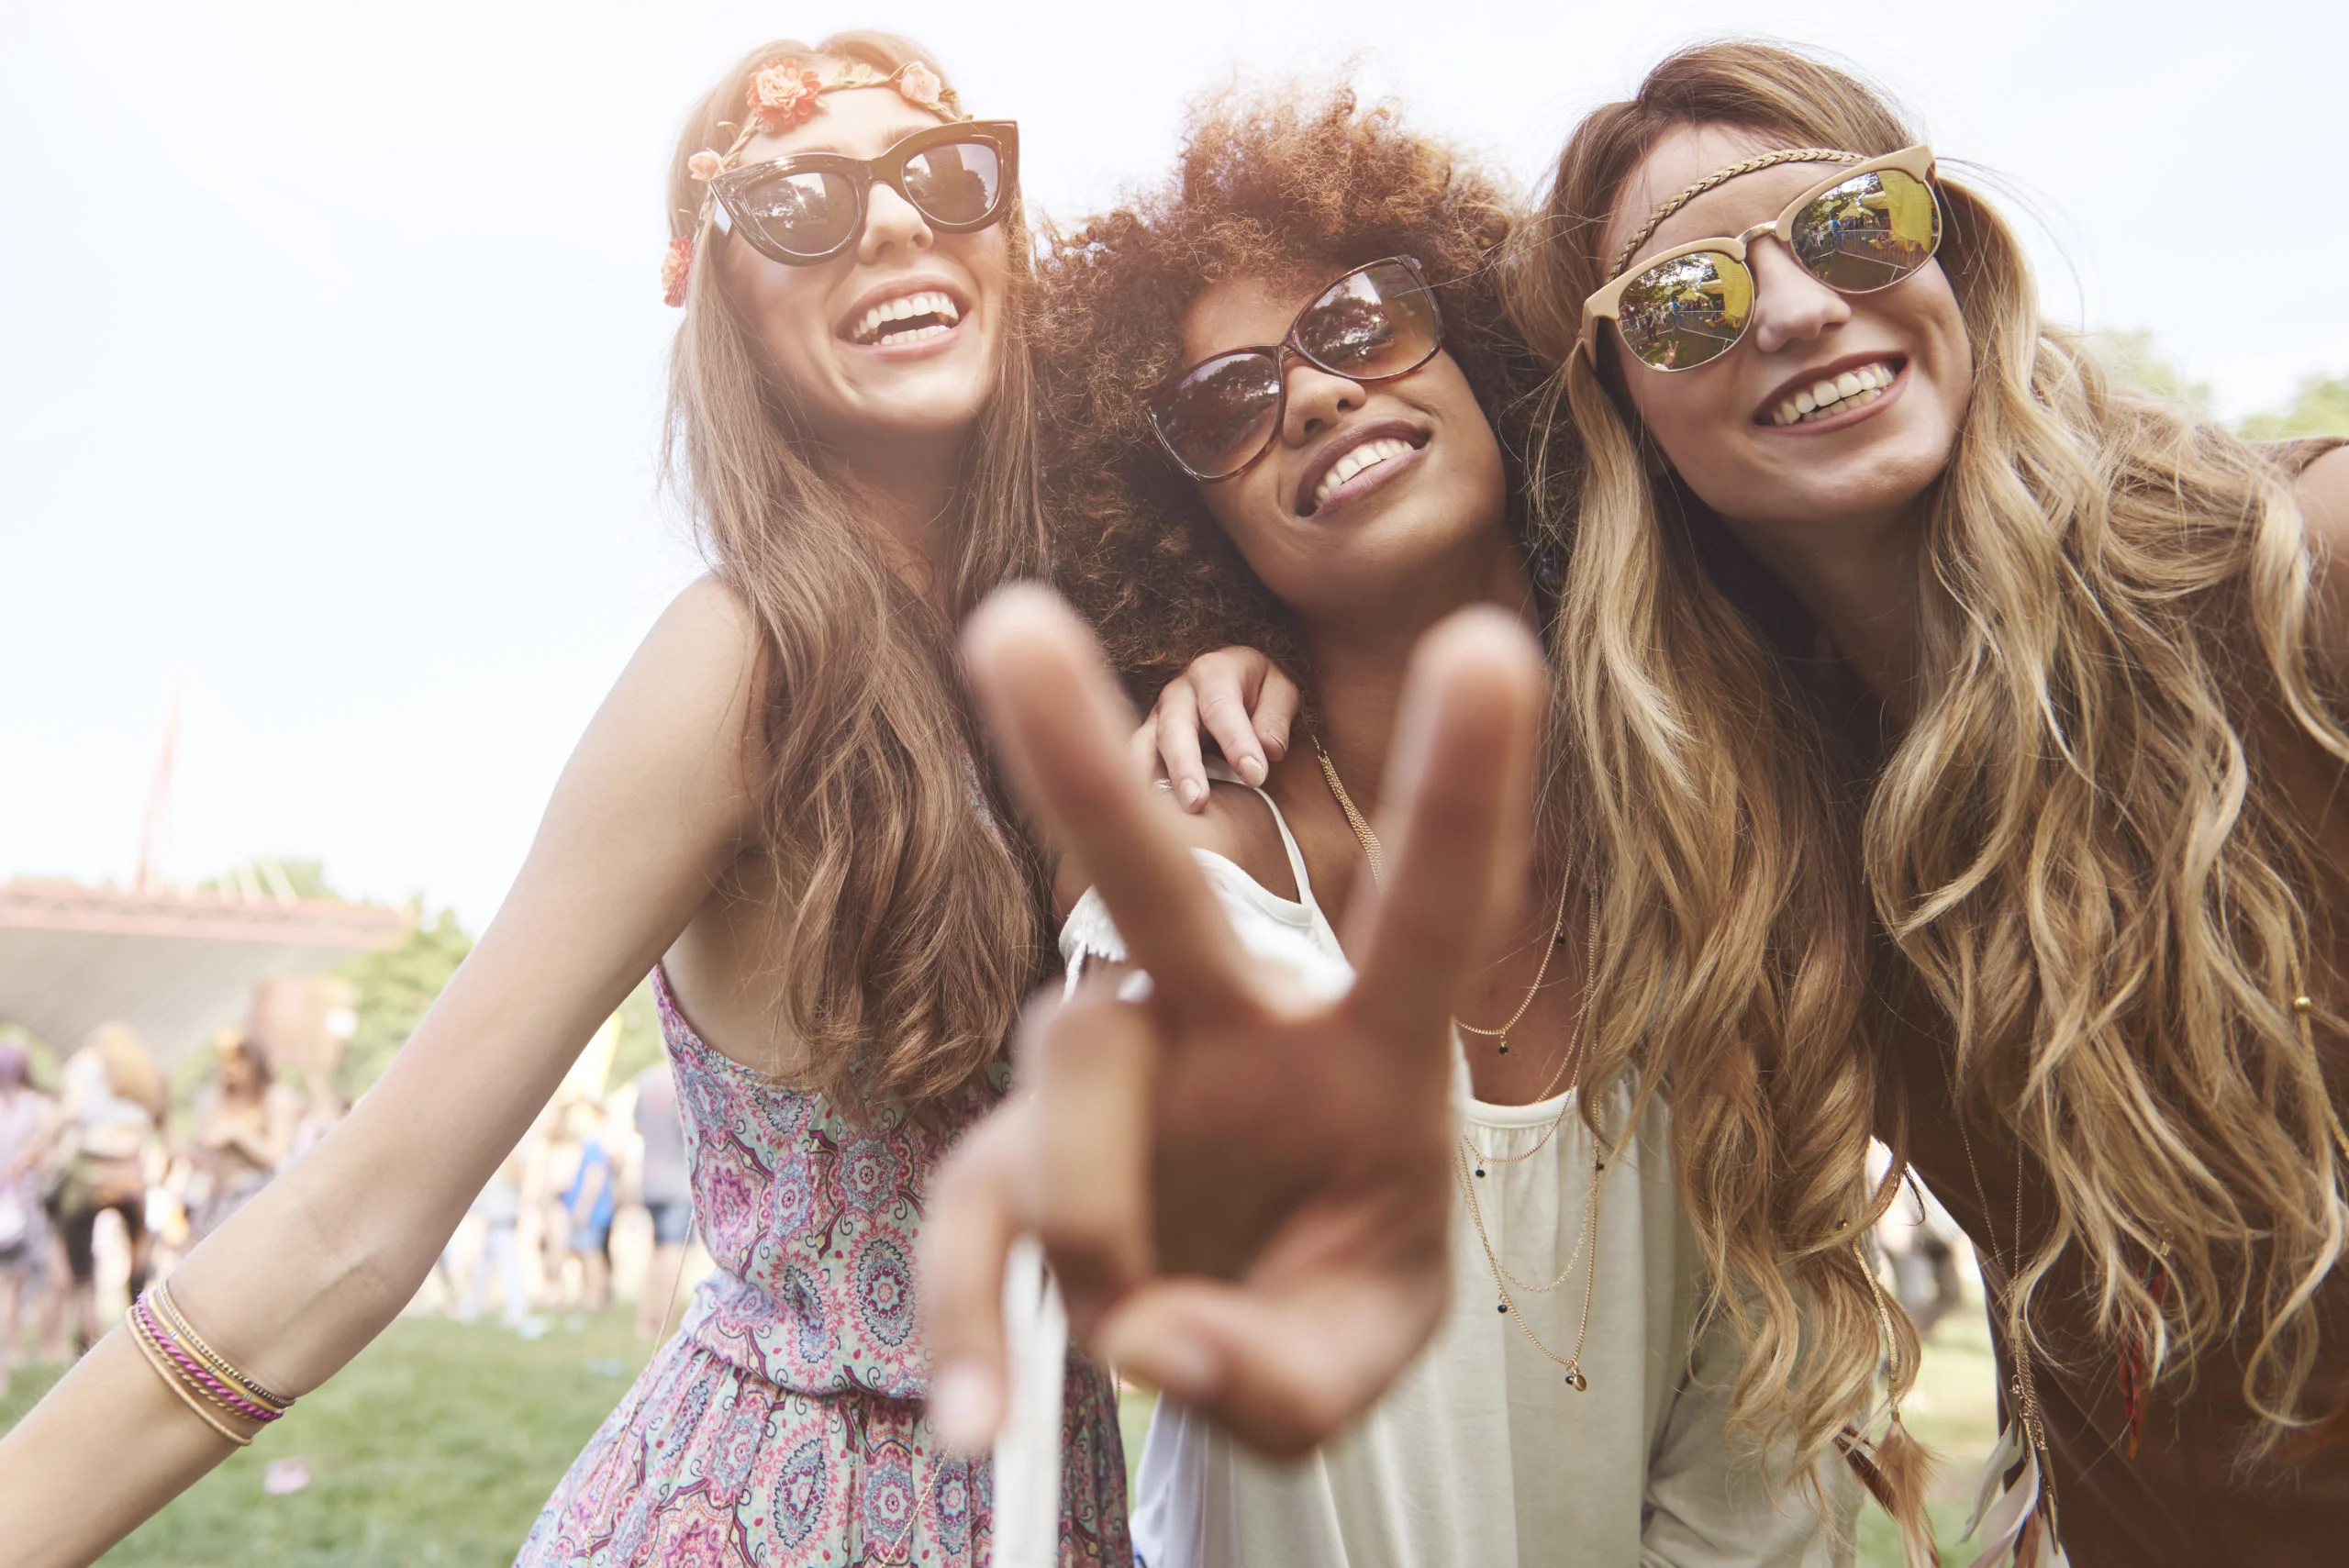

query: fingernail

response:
[929,1361,1002,1454]
[1178,780,1206,810]
[1238,753,1266,786]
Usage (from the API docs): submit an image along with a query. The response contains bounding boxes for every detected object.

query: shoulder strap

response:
[1202,760,1317,907]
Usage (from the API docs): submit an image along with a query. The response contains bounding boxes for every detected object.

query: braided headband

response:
[1608,148,1864,281]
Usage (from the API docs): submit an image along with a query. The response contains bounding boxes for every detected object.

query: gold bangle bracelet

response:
[151,1283,295,1412]
[129,1295,279,1433]
[126,1312,253,1447]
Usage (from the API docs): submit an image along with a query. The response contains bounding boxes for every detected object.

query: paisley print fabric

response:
[516,971,1129,1566]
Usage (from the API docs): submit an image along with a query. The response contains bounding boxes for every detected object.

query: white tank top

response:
[1058,773,1854,1568]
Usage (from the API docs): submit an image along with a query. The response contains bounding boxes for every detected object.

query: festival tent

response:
[0,880,409,1068]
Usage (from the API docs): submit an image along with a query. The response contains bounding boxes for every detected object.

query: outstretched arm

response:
[0,578,763,1568]
[923,586,1542,1456]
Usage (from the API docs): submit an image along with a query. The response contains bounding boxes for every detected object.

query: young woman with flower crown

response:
[0,33,1150,1567]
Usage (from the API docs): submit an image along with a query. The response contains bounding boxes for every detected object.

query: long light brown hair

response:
[663,33,1049,1108]
[1508,36,2349,1495]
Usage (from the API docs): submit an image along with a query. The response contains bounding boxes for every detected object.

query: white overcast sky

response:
[6,0,2343,928]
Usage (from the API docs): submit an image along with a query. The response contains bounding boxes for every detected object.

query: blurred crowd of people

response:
[0,1020,700,1400]
[0,1024,344,1398]
[434,1059,697,1341]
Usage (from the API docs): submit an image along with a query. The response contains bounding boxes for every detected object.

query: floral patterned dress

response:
[516,972,1130,1566]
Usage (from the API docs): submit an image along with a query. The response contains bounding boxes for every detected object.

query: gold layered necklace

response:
[1316,733,1613,1390]
[1312,737,1571,1055]
[1454,878,1570,1057]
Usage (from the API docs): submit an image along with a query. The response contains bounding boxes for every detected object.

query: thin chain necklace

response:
[1457,1139,1611,1390]
[1456,876,1571,1056]
[1317,732,1610,1390]
[1955,1103,2059,1545]
[1314,736,1387,886]
[1313,734,1570,1056]
[1464,888,1605,1175]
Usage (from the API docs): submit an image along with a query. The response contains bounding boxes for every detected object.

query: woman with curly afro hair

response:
[1031,83,1855,1568]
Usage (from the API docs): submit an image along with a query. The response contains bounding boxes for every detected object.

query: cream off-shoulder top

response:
[1052,771,1856,1568]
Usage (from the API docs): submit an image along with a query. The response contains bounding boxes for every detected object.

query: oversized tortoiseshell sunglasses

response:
[1579,145,1941,373]
[1147,257,1444,482]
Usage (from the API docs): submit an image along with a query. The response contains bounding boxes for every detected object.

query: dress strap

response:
[1202,760,1318,908]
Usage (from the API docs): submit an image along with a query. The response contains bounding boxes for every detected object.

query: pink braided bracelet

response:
[132,1296,284,1426]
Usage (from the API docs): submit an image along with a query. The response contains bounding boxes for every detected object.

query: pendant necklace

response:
[1317,732,1612,1390]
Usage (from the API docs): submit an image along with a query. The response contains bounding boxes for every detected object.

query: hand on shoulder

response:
[1052,739,1299,917]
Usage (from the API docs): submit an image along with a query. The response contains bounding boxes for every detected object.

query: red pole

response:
[134,678,184,895]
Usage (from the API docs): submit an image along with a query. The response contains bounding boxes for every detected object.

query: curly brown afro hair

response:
[1037,83,1550,706]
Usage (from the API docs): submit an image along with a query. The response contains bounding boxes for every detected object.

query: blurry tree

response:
[334,906,474,1100]
[197,856,337,901]
[186,859,476,1098]
[0,1024,60,1093]
[2092,328,2213,415]
[2242,374,2349,440]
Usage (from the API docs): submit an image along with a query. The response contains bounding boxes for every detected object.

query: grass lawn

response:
[1854,1296,2003,1566]
[5,1295,2004,1564]
[1,1311,655,1567]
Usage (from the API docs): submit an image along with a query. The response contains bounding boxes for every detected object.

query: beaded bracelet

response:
[125,1284,295,1445]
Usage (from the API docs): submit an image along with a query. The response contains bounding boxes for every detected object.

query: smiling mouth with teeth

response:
[1766,360,1899,426]
[1308,436,1419,512]
[850,291,962,347]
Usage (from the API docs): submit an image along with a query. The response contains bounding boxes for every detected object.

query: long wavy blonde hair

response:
[1507,36,2349,1495]
[662,33,1049,1108]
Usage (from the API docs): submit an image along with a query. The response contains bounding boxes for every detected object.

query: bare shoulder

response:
[644,574,763,681]
[1047,779,1300,922]
[1160,781,1300,903]
[2297,446,2349,670]
[2298,443,2349,542]
[550,575,765,851]
[605,576,764,750]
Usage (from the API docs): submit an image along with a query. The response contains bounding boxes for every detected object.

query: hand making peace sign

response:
[921,585,1544,1456]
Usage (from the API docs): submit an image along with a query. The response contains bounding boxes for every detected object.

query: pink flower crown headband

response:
[662,56,965,306]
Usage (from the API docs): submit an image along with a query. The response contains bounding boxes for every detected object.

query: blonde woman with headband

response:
[1497,39,2349,1568]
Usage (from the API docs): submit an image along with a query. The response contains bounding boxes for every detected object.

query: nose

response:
[1745,239,1850,354]
[857,181,935,263]
[1280,358,1365,447]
